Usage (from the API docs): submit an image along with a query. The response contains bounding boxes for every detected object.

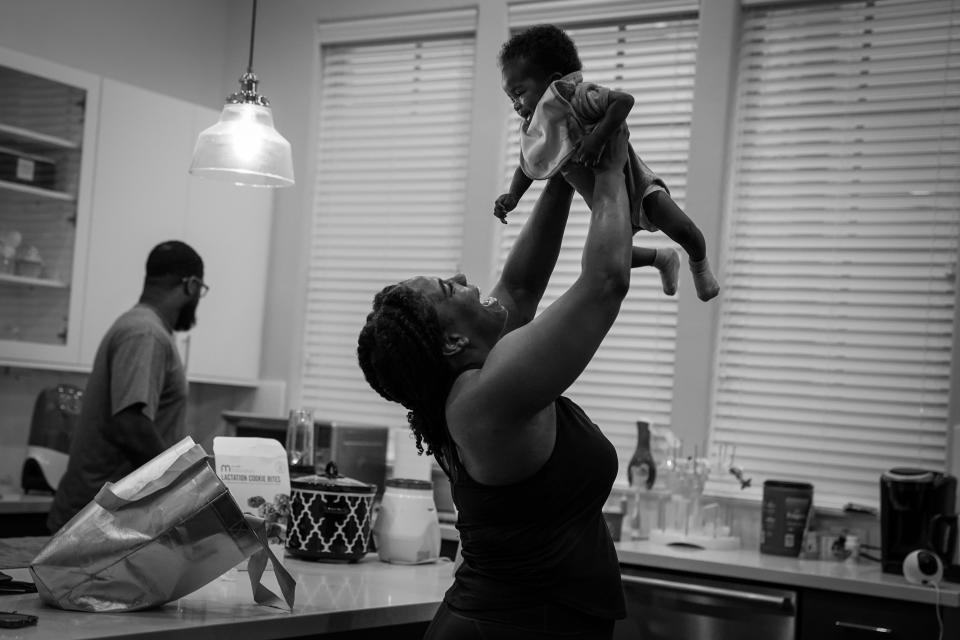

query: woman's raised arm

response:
[491,175,574,333]
[466,131,633,424]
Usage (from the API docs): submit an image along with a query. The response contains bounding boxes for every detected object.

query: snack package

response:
[213,436,291,568]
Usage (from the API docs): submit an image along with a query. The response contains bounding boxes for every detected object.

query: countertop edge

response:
[0,563,447,640]
[103,603,441,640]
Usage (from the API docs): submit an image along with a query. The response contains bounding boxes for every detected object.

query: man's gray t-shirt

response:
[48,304,187,532]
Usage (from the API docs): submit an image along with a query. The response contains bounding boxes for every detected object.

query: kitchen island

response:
[0,556,451,640]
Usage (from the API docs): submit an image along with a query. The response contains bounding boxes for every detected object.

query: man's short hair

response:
[145,240,204,280]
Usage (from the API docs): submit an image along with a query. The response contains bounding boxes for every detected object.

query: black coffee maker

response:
[880,468,958,574]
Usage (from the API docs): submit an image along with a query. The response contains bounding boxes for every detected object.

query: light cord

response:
[247,0,258,73]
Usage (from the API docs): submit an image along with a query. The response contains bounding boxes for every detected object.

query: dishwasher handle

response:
[620,574,794,612]
[834,621,893,634]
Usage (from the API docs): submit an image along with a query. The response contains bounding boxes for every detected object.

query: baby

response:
[495,24,719,301]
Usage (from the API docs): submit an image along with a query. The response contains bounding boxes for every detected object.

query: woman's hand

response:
[594,126,629,174]
[576,133,606,167]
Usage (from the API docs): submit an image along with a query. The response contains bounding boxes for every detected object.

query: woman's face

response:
[501,58,555,123]
[402,273,507,350]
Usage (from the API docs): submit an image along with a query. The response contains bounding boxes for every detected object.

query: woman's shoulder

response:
[445,367,555,438]
[446,378,558,485]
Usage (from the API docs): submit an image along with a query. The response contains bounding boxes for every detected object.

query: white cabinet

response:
[76,79,273,384]
[0,46,99,366]
[80,79,194,365]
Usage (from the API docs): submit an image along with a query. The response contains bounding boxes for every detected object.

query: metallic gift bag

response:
[30,437,295,612]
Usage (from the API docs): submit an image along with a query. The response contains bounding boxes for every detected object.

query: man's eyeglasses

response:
[182,276,210,298]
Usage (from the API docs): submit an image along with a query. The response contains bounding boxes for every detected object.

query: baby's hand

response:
[577,133,606,167]
[494,193,518,224]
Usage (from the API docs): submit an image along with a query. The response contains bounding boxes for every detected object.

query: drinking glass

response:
[285,409,315,476]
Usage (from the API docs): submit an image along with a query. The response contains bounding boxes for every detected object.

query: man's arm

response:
[102,404,166,468]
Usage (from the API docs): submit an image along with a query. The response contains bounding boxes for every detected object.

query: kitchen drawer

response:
[799,588,956,639]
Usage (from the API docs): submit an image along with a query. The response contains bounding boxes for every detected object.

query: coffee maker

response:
[880,468,958,574]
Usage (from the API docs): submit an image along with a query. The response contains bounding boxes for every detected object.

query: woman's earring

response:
[442,335,469,356]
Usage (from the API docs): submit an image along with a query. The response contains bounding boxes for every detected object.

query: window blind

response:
[497,9,699,479]
[710,0,960,509]
[300,22,476,426]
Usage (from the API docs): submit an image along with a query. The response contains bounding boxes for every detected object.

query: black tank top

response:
[443,395,625,620]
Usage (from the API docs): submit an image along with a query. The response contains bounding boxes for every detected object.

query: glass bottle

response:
[285,409,315,477]
[627,420,657,539]
[628,420,655,489]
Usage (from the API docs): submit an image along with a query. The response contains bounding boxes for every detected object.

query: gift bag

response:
[30,437,296,612]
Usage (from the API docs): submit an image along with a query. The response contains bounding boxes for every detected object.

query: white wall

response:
[0,0,233,107]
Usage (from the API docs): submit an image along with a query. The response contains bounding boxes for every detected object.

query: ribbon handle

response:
[243,514,296,611]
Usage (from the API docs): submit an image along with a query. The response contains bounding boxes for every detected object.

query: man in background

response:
[47,240,208,532]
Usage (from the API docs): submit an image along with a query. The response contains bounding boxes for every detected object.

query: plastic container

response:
[373,478,440,564]
[760,480,813,557]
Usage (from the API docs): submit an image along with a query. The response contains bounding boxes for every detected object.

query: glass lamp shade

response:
[189,102,294,187]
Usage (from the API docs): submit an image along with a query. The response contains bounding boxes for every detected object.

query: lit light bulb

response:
[189,102,294,187]
[229,109,266,161]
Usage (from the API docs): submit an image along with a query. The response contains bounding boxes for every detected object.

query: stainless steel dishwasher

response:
[613,567,798,639]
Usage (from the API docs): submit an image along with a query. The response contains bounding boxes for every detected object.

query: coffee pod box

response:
[213,436,291,569]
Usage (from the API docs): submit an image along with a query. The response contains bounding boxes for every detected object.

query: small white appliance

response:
[373,478,440,565]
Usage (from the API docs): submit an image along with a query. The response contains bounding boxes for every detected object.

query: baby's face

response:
[501,58,554,123]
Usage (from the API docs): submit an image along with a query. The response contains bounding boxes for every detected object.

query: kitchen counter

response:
[0,555,453,640]
[0,493,52,515]
[3,540,957,639]
[0,493,53,538]
[615,539,960,607]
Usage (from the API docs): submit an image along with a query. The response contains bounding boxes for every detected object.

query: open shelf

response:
[0,272,68,288]
[0,122,78,150]
[0,178,74,201]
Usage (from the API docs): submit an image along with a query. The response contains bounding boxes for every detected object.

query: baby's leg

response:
[564,167,679,295]
[643,190,719,301]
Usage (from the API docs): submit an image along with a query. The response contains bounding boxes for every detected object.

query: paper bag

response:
[30,437,296,612]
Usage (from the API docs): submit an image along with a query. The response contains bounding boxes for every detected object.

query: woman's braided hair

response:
[357,283,457,472]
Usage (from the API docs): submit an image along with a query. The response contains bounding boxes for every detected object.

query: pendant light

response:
[189,0,294,187]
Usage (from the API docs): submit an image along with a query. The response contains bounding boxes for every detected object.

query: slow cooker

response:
[286,461,378,562]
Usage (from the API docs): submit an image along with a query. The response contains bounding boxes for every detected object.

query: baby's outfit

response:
[519,71,667,233]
